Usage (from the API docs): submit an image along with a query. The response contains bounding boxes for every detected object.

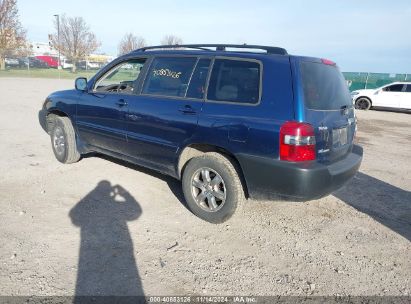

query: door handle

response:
[178,105,196,114]
[115,99,128,107]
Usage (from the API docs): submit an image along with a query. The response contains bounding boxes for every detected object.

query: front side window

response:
[207,59,261,104]
[405,85,411,92]
[94,58,147,94]
[142,57,197,97]
[383,84,404,92]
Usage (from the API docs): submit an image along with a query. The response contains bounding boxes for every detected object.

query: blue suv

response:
[39,44,363,223]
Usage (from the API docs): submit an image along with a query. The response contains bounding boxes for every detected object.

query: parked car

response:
[36,55,59,68]
[351,82,411,111]
[61,58,73,69]
[5,58,19,68]
[18,57,49,69]
[38,44,363,223]
[77,60,102,70]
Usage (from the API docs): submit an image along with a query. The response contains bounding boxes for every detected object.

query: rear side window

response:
[301,61,351,110]
[142,57,197,97]
[383,84,404,92]
[207,59,261,104]
[186,58,211,99]
[405,85,411,92]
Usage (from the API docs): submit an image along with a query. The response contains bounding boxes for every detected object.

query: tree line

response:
[0,0,184,72]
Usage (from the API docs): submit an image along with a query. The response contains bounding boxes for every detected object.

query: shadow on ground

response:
[69,180,145,298]
[334,172,411,241]
[92,154,187,206]
[85,156,411,243]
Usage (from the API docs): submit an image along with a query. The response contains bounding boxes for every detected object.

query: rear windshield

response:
[300,61,351,110]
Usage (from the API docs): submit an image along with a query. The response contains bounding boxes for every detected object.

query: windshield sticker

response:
[153,68,182,79]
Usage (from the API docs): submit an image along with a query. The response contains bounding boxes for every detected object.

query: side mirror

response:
[75,77,88,91]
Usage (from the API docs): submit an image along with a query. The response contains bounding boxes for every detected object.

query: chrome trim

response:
[318,149,330,154]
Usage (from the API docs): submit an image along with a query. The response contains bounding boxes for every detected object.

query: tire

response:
[182,152,245,223]
[50,116,81,164]
[355,97,372,110]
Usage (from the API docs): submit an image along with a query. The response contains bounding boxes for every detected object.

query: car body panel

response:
[39,47,363,200]
[400,84,411,109]
[290,56,357,164]
[76,92,128,154]
[124,94,203,175]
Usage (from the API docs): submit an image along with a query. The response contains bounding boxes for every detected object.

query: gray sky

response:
[18,0,411,73]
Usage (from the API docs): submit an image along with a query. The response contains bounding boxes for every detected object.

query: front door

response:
[373,83,404,108]
[76,58,147,154]
[124,56,211,174]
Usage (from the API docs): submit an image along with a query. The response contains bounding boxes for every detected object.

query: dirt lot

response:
[0,77,410,296]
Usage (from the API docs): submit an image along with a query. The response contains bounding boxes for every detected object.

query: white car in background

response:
[61,58,73,69]
[351,82,411,111]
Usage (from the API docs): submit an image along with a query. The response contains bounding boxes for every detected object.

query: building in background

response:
[31,42,58,56]
[27,42,114,69]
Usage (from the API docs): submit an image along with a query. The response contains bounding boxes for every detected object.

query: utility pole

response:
[53,14,61,70]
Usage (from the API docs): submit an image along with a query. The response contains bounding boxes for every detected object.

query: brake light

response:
[280,121,316,161]
[321,58,336,66]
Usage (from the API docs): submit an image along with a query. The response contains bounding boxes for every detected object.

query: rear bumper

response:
[237,145,363,201]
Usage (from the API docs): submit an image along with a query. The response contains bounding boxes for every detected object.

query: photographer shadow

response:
[334,172,411,241]
[69,180,144,297]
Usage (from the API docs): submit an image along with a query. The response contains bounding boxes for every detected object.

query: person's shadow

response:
[69,180,144,298]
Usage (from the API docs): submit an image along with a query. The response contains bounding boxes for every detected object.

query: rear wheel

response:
[355,97,371,110]
[182,152,244,223]
[50,116,81,164]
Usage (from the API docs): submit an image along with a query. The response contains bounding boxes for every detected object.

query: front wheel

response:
[50,116,81,164]
[182,152,245,223]
[355,97,372,110]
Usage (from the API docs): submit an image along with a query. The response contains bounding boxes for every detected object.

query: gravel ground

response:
[0,77,410,296]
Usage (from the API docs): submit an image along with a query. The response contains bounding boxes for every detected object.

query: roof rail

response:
[133,44,288,55]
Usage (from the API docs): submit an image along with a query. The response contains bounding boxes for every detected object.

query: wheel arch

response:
[177,144,249,198]
[45,109,70,133]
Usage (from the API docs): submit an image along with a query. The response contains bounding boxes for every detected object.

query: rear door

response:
[297,58,356,163]
[124,56,211,173]
[399,84,411,109]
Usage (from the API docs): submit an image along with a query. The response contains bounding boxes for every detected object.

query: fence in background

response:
[343,72,410,92]
[1,60,410,90]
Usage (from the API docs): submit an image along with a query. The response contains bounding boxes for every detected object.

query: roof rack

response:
[134,44,288,55]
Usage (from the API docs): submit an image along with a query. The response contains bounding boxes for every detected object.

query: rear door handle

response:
[178,105,196,114]
[115,99,128,107]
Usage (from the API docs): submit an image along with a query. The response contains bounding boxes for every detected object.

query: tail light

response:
[321,58,336,66]
[280,121,316,161]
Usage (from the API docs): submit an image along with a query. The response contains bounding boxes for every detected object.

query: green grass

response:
[0,68,97,79]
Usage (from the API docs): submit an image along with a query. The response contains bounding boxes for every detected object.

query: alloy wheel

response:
[53,127,65,156]
[191,167,227,212]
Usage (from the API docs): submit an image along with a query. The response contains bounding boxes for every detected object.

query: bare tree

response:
[15,40,31,57]
[118,33,146,55]
[51,15,100,73]
[0,0,26,70]
[161,34,183,46]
